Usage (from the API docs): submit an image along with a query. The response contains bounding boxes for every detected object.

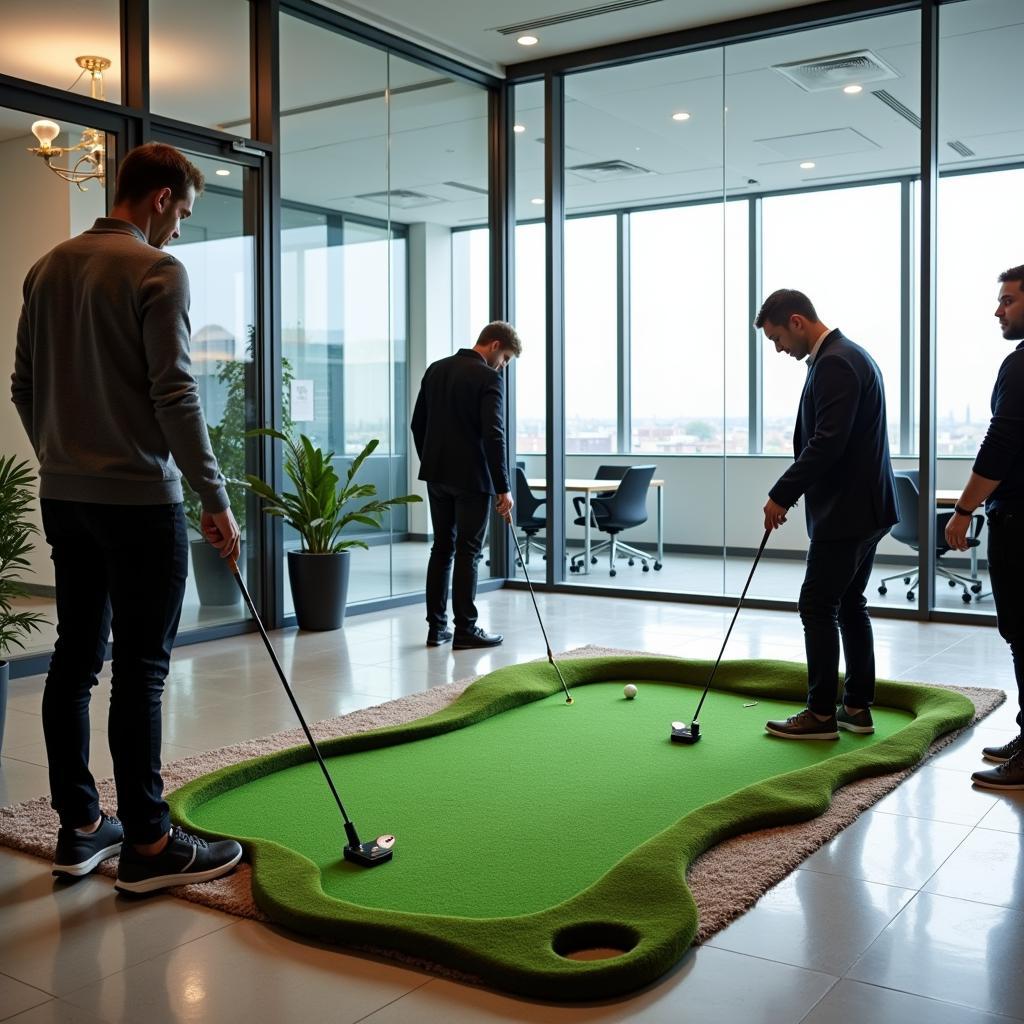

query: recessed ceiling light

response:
[843,84,863,95]
[215,168,231,176]
[800,161,816,170]
[530,197,544,205]
[672,111,691,122]
[513,123,526,134]
[517,34,539,46]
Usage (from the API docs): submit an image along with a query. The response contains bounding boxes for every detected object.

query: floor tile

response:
[801,978,1020,1024]
[0,973,51,1021]
[800,811,971,889]
[0,851,232,997]
[980,797,1024,835]
[872,765,1000,826]
[706,869,914,974]
[847,892,1024,1020]
[923,828,1024,911]
[356,946,837,1024]
[4,1000,111,1024]
[60,920,431,1024]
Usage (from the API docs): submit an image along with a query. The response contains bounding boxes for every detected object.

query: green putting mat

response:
[169,655,974,1000]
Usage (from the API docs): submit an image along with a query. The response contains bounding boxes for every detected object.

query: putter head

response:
[671,720,701,744]
[343,833,395,867]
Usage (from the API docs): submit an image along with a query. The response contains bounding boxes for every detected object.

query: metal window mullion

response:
[749,197,763,453]
[900,179,915,457]
[489,82,515,579]
[545,73,566,583]
[617,212,631,454]
[918,0,938,619]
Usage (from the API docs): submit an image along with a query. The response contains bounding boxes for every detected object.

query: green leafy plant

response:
[245,431,421,553]
[0,455,47,657]
[183,329,293,536]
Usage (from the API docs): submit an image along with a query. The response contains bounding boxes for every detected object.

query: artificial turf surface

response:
[188,679,914,918]
[170,655,974,1000]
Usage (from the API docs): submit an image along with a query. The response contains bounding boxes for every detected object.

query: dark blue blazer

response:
[769,330,898,542]
[411,349,510,495]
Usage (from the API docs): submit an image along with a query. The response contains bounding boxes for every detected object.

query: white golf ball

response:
[624,683,638,700]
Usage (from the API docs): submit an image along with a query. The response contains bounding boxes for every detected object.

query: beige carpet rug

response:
[0,646,1005,949]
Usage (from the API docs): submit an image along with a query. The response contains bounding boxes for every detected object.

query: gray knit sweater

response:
[11,218,227,511]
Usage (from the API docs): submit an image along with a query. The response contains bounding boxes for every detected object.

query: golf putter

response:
[227,552,394,866]
[507,517,574,704]
[671,527,772,744]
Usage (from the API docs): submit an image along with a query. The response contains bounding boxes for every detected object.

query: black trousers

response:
[799,527,889,715]
[40,499,188,844]
[987,507,1024,734]
[425,483,490,632]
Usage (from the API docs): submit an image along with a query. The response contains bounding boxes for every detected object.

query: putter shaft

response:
[507,523,574,704]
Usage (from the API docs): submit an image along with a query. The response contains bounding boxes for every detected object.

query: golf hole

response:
[552,923,639,962]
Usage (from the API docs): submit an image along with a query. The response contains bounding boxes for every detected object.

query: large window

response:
[631,201,748,453]
[936,169,1024,454]
[566,215,618,453]
[761,184,905,453]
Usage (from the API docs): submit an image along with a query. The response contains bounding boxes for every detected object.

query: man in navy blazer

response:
[411,322,520,649]
[756,289,898,740]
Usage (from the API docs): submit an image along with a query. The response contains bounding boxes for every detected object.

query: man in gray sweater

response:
[11,143,244,894]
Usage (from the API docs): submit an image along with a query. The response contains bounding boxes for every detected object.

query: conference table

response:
[528,477,665,576]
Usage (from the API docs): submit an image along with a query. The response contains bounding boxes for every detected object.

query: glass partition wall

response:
[279,13,491,609]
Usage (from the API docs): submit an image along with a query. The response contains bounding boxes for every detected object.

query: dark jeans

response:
[799,527,889,716]
[425,483,490,633]
[987,507,1024,733]
[40,499,188,844]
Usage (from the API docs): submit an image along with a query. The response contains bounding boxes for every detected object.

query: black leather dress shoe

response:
[426,628,453,647]
[452,627,503,650]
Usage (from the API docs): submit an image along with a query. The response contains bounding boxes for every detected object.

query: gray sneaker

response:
[972,750,1024,791]
[836,706,875,734]
[115,827,242,895]
[982,734,1023,764]
[765,708,839,740]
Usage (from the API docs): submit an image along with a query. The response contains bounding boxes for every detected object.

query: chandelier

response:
[26,56,109,192]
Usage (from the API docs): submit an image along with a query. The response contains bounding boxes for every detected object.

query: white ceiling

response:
[321,0,826,78]
[3,0,1024,229]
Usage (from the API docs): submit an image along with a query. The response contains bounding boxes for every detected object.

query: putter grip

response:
[227,553,239,576]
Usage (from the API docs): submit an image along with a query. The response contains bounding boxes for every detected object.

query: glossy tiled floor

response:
[2,591,1023,1023]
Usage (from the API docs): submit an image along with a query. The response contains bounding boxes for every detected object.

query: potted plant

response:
[246,431,422,630]
[0,455,47,754]
[183,339,293,605]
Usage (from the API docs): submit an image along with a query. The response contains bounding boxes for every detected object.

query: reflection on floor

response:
[1,591,1021,1022]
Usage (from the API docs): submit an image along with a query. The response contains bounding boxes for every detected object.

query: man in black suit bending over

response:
[411,322,520,649]
[757,289,898,740]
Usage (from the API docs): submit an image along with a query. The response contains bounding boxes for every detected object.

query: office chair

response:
[485,460,529,568]
[514,467,546,565]
[877,473,987,604]
[569,464,657,576]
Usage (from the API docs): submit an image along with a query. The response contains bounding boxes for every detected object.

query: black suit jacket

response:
[769,330,898,542]
[410,348,510,495]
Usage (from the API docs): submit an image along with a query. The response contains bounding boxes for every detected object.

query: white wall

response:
[406,221,454,536]
[518,452,979,560]
[0,134,99,588]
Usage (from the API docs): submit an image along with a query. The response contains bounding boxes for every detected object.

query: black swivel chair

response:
[485,460,528,567]
[514,467,546,565]
[878,473,987,604]
[569,464,657,576]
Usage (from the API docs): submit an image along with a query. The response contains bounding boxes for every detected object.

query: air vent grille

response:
[355,189,442,209]
[774,50,900,92]
[947,139,976,157]
[496,0,664,34]
[568,159,653,182]
[443,181,489,195]
[872,89,921,129]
